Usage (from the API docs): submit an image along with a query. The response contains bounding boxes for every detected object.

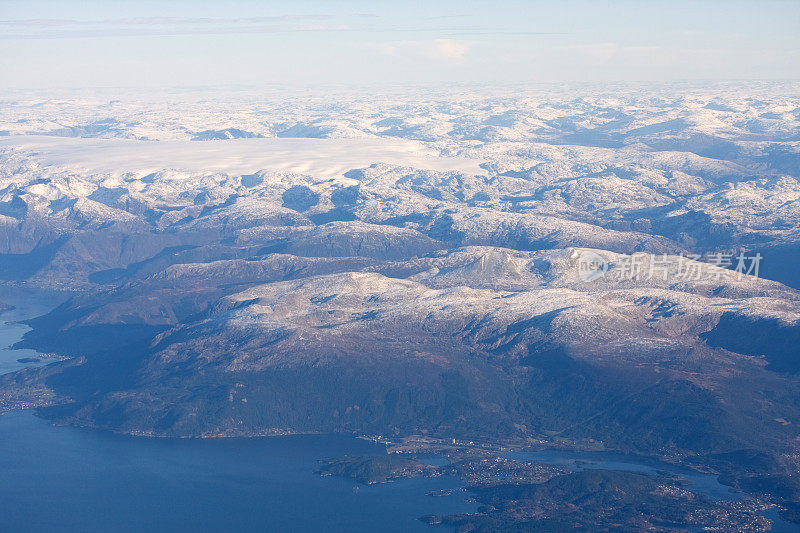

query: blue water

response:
[0,411,475,533]
[0,290,64,375]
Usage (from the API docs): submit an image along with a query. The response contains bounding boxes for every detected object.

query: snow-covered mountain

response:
[2,83,800,515]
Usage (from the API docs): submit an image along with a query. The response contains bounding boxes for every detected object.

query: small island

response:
[16,353,70,364]
[317,455,438,484]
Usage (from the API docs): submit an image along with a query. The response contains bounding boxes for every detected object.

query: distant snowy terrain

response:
[0,135,483,178]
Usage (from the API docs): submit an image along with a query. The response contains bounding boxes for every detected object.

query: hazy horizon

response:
[2,0,799,90]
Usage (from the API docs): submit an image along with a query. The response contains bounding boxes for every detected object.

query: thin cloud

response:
[380,39,475,63]
[0,15,332,27]
[0,17,350,40]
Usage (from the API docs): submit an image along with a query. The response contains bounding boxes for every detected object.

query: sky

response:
[1,0,799,89]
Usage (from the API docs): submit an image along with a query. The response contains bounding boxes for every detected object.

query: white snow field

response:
[0,135,484,178]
